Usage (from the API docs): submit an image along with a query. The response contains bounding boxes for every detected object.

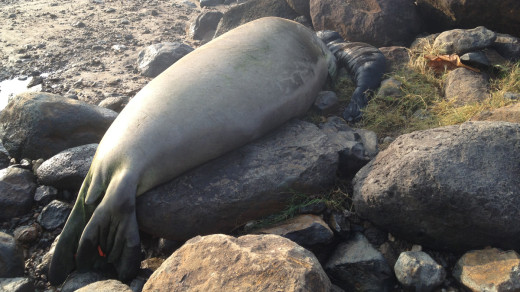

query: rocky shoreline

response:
[1,0,520,291]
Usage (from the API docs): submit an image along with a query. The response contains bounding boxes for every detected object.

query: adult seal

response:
[49,17,335,285]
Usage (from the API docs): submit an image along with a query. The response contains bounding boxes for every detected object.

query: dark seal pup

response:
[49,17,336,284]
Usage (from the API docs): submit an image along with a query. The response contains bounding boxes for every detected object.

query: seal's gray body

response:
[98,17,331,195]
[49,17,332,285]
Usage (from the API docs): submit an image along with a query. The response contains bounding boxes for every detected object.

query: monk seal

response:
[49,17,336,285]
[317,30,386,122]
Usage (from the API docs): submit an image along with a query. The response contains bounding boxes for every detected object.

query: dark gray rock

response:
[136,42,194,78]
[0,142,10,169]
[378,46,410,72]
[310,0,422,47]
[33,185,58,206]
[36,144,97,190]
[257,214,334,246]
[199,0,223,7]
[213,0,299,37]
[394,251,446,292]
[13,224,41,245]
[137,119,365,241]
[37,200,72,230]
[286,0,310,17]
[188,11,223,43]
[328,211,351,239]
[0,92,116,160]
[325,232,393,292]
[460,51,490,68]
[493,33,520,61]
[416,0,520,38]
[353,121,520,250]
[0,277,34,292]
[433,26,497,55]
[444,68,490,106]
[313,91,338,114]
[61,272,108,292]
[0,167,37,220]
[0,232,24,278]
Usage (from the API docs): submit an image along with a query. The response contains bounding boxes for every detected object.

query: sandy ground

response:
[1,0,206,106]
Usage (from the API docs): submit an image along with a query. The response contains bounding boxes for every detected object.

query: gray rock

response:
[378,78,403,98]
[0,92,117,160]
[213,0,299,37]
[33,185,58,206]
[310,0,422,47]
[325,232,393,291]
[75,279,132,292]
[0,232,24,278]
[328,211,351,239]
[353,121,520,250]
[444,68,490,105]
[61,272,108,292]
[378,46,410,72]
[36,144,97,190]
[460,51,490,68]
[416,0,520,39]
[0,142,10,169]
[97,95,129,112]
[137,119,361,241]
[0,167,37,220]
[36,235,58,276]
[286,0,310,17]
[394,251,446,292]
[433,26,497,55]
[0,277,34,292]
[136,42,194,78]
[37,200,72,230]
[199,0,223,7]
[493,33,520,61]
[188,11,223,43]
[142,234,331,291]
[453,248,520,292]
[13,224,41,245]
[313,91,338,113]
[505,92,520,100]
[257,214,334,246]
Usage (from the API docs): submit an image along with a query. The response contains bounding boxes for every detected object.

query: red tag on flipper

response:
[97,245,106,257]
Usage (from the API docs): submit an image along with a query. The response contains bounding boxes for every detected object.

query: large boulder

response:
[0,92,117,160]
[471,102,520,123]
[0,167,37,220]
[137,119,374,241]
[310,0,422,47]
[353,121,520,251]
[142,234,331,291]
[213,0,299,37]
[416,0,520,38]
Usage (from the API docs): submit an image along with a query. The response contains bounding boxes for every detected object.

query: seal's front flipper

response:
[75,171,141,282]
[48,176,97,285]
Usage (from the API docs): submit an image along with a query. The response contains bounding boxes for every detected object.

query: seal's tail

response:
[316,30,386,123]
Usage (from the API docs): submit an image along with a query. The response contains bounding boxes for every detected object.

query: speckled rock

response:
[13,224,41,245]
[433,26,497,55]
[394,251,446,292]
[453,248,520,292]
[471,103,520,123]
[37,200,72,230]
[493,33,520,61]
[353,122,520,251]
[444,68,490,105]
[75,279,132,292]
[188,11,223,43]
[143,234,331,291]
[0,277,34,292]
[60,272,108,292]
[33,185,58,206]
